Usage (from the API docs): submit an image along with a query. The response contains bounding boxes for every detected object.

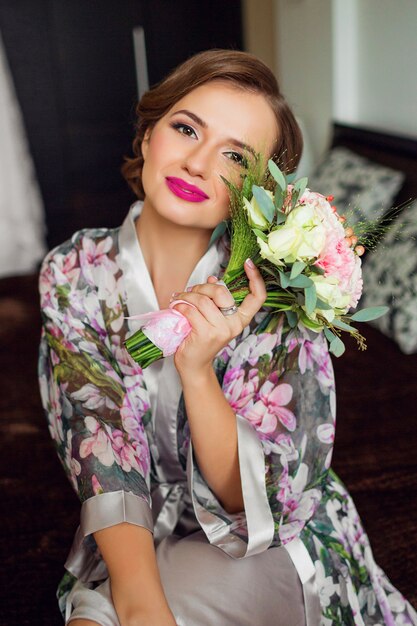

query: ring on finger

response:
[219,304,238,316]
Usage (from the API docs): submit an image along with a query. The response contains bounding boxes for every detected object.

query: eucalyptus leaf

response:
[304,284,317,314]
[329,336,346,357]
[252,228,267,242]
[285,310,298,328]
[332,319,356,333]
[316,298,333,310]
[288,274,313,288]
[310,265,326,276]
[286,173,296,184]
[276,210,286,225]
[268,159,287,191]
[274,187,285,211]
[208,221,227,247]
[294,177,308,199]
[291,190,300,209]
[278,271,290,288]
[324,326,336,343]
[290,261,306,280]
[252,185,275,222]
[350,306,389,322]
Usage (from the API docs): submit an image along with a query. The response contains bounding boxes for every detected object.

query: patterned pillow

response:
[360,200,417,354]
[308,147,404,224]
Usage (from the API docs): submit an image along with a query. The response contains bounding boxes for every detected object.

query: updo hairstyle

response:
[122,49,303,199]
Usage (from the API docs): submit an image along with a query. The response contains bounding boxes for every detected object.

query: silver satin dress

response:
[64,204,308,626]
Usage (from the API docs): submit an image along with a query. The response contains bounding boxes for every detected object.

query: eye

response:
[225,151,249,168]
[171,122,197,139]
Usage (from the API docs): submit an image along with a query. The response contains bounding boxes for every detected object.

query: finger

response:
[172,299,235,345]
[237,258,267,322]
[187,281,235,309]
[171,300,211,335]
[172,291,229,328]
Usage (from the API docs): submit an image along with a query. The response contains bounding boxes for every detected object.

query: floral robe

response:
[38,203,417,625]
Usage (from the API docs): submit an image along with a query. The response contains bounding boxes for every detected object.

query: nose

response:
[182,142,213,180]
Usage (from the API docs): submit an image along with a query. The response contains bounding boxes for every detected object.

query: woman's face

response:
[141,80,278,230]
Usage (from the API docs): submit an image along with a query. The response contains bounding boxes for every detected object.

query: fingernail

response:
[245,258,255,269]
[170,291,180,301]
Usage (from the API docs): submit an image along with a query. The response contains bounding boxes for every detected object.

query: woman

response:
[39,50,417,626]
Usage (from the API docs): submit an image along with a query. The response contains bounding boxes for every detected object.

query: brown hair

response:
[122,49,303,199]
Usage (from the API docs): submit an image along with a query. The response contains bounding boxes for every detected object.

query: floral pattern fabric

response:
[39,223,417,625]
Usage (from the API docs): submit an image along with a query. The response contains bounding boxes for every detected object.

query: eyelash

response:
[170,121,248,168]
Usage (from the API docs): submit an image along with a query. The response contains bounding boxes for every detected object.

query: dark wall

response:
[0,1,243,248]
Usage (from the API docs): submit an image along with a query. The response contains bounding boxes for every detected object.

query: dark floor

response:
[0,273,416,625]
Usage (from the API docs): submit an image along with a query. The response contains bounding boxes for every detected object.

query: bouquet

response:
[125,159,387,368]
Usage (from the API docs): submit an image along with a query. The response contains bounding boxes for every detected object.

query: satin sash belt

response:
[153,480,321,624]
[151,481,188,545]
[284,537,322,626]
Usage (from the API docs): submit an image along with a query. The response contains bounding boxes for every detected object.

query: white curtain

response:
[0,32,47,278]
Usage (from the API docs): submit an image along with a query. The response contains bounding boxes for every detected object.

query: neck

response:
[135,200,213,302]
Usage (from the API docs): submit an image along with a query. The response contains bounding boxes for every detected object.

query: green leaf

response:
[294,176,308,199]
[242,176,252,199]
[275,210,286,225]
[350,306,389,322]
[286,172,296,184]
[332,319,356,333]
[299,310,323,331]
[291,190,300,209]
[278,271,290,288]
[274,187,285,211]
[324,326,336,343]
[252,228,267,242]
[285,310,298,328]
[268,159,287,191]
[252,185,275,222]
[316,298,332,310]
[310,265,326,276]
[288,274,313,288]
[329,336,346,357]
[290,261,306,279]
[304,284,317,314]
[208,220,227,247]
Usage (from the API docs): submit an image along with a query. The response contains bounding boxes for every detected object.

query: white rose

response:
[286,204,327,260]
[257,226,299,266]
[243,192,273,230]
[310,275,351,319]
[257,235,285,267]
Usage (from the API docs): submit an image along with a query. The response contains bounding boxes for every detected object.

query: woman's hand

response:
[172,258,266,377]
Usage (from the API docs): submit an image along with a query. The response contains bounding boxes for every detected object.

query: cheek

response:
[143,127,174,172]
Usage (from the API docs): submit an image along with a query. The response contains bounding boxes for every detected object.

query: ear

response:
[141,127,152,160]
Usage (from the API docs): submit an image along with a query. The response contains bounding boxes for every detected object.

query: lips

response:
[165,177,209,203]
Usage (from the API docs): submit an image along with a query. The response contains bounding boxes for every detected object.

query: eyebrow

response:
[171,108,257,157]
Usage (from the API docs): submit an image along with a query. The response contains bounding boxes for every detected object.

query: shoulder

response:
[42,226,118,267]
[40,226,119,283]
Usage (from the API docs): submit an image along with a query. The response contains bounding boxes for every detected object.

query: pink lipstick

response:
[165,177,209,202]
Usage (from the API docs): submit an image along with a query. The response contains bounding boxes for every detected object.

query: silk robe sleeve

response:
[38,231,153,581]
[188,313,336,559]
